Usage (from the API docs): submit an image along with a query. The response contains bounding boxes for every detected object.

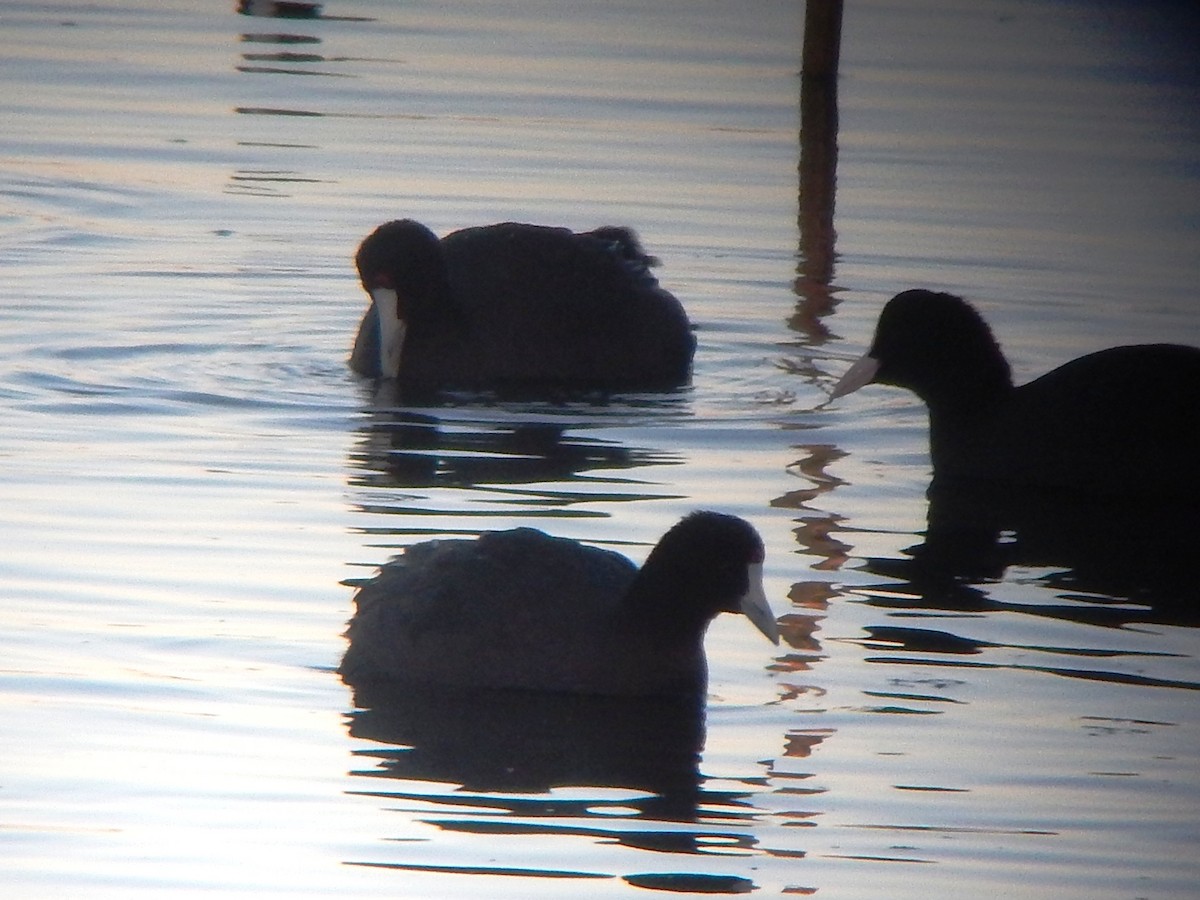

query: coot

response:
[338,511,780,696]
[830,290,1200,496]
[348,219,695,390]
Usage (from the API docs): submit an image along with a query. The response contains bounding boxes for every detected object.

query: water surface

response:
[2,1,1198,897]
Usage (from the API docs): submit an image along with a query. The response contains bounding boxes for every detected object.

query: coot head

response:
[829,289,1200,496]
[831,290,1013,413]
[628,511,779,644]
[355,219,447,298]
[353,219,462,379]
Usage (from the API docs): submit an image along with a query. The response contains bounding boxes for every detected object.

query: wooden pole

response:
[802,0,843,81]
[793,1,843,339]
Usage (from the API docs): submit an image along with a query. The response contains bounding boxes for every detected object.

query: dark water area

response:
[2,1,1198,897]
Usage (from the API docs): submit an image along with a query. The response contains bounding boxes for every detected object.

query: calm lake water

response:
[2,0,1198,897]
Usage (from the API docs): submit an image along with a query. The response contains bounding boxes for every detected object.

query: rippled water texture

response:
[2,1,1198,897]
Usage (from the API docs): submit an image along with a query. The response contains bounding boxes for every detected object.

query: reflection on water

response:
[862,481,1200,630]
[235,0,374,76]
[776,440,853,582]
[344,685,809,889]
[230,0,345,196]
[345,395,689,532]
[347,687,705,805]
[834,466,1200,700]
[792,0,843,344]
[237,0,326,21]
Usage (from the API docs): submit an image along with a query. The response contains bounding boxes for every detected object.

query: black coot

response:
[338,511,780,697]
[830,290,1200,497]
[348,220,695,390]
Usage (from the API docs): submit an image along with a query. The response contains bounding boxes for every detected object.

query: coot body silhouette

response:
[349,220,695,390]
[830,290,1200,497]
[338,512,780,697]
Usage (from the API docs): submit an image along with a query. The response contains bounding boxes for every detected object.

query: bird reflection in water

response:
[348,384,687,503]
[864,478,1200,630]
[346,685,713,823]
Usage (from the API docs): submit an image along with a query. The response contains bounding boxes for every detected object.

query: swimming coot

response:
[830,290,1200,496]
[338,512,780,697]
[348,219,695,390]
